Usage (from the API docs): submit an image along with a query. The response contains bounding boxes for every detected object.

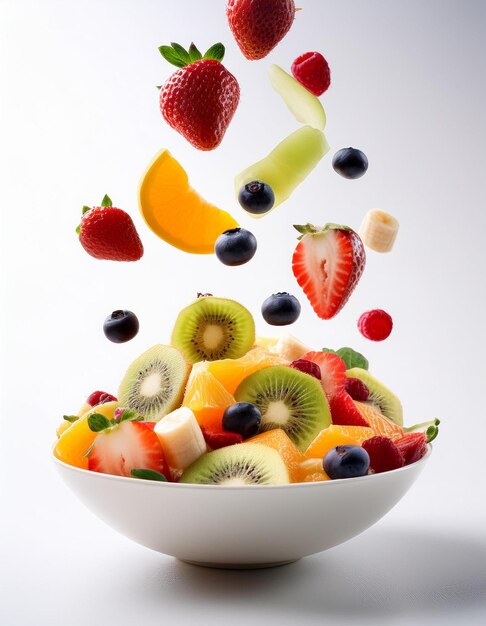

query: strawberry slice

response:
[362,436,405,473]
[201,427,243,450]
[301,351,346,398]
[88,421,169,478]
[292,223,366,319]
[395,432,428,465]
[329,390,370,427]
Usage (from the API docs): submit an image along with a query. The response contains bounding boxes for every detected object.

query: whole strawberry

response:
[227,0,295,60]
[159,42,240,151]
[77,195,144,262]
[292,223,366,319]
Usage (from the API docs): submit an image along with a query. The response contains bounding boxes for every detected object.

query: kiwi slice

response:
[171,296,255,363]
[346,367,403,426]
[234,366,331,451]
[180,443,289,485]
[118,344,191,421]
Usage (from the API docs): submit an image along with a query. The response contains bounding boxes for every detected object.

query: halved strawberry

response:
[329,390,370,427]
[201,427,243,450]
[362,436,405,473]
[301,351,346,398]
[395,432,428,465]
[292,223,366,319]
[88,421,169,478]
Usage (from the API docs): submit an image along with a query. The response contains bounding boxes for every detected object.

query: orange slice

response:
[304,424,373,460]
[247,428,305,482]
[138,149,238,253]
[354,401,404,441]
[183,363,235,431]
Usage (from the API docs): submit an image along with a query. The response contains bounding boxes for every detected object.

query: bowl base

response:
[178,558,301,570]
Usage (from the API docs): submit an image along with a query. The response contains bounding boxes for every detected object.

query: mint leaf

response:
[87,413,112,432]
[188,42,202,62]
[336,347,369,370]
[130,468,167,481]
[322,348,338,356]
[118,409,142,423]
[158,45,186,68]
[203,43,225,62]
[101,194,112,207]
[63,415,79,423]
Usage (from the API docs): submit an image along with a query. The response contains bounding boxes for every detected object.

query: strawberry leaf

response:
[63,415,79,423]
[130,468,168,482]
[87,413,112,432]
[170,42,190,64]
[101,194,112,207]
[158,45,187,68]
[82,205,91,215]
[203,43,225,62]
[188,42,202,62]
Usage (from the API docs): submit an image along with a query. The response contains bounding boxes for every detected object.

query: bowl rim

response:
[52,444,431,491]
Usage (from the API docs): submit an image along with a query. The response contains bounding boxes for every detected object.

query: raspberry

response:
[86,390,117,407]
[201,427,243,450]
[357,309,393,341]
[291,51,331,96]
[345,377,369,401]
[395,433,428,465]
[330,390,370,427]
[290,359,321,380]
[362,436,405,473]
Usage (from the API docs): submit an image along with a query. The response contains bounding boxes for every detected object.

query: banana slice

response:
[270,333,311,362]
[359,209,399,253]
[154,407,207,471]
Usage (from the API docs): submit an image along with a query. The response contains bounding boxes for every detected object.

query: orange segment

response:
[53,401,119,469]
[295,458,330,482]
[247,428,305,482]
[304,424,373,460]
[138,149,238,254]
[354,401,404,441]
[206,346,288,395]
[183,363,235,431]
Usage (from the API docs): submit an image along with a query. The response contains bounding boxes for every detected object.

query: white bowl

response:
[54,447,431,569]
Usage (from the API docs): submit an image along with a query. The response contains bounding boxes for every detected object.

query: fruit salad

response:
[54,296,438,485]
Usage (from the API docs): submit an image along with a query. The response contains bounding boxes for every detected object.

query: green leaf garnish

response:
[337,347,369,370]
[87,413,112,432]
[63,415,79,423]
[158,45,187,68]
[130,468,168,481]
[117,409,141,423]
[203,42,225,62]
[101,194,112,207]
[404,418,440,442]
[188,42,202,62]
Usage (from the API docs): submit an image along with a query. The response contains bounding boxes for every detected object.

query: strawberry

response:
[86,391,117,407]
[201,427,243,450]
[395,433,428,465]
[88,419,169,479]
[329,390,370,427]
[77,195,143,262]
[362,436,405,474]
[301,351,346,398]
[158,42,239,151]
[292,223,366,319]
[291,51,331,96]
[226,0,296,61]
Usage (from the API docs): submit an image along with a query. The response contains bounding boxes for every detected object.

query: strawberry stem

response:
[159,42,225,68]
[404,418,440,442]
[101,194,112,207]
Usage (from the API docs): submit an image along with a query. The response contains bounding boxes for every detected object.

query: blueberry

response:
[323,445,370,479]
[261,292,301,326]
[332,147,368,179]
[103,310,139,343]
[238,180,275,215]
[214,228,257,266]
[222,402,261,439]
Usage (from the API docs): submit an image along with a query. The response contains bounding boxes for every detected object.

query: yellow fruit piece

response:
[304,425,373,459]
[53,401,119,470]
[183,363,235,431]
[295,458,330,483]
[247,428,305,482]
[254,336,279,351]
[206,346,287,395]
[354,401,404,441]
[56,420,72,439]
[139,149,238,254]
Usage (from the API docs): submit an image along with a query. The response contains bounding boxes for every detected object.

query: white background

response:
[1,0,485,624]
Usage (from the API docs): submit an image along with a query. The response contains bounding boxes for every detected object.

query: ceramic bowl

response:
[54,447,431,569]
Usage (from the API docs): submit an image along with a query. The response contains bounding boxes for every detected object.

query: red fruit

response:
[78,195,143,262]
[362,436,405,473]
[358,309,393,341]
[395,433,428,465]
[86,391,118,407]
[301,351,346,398]
[159,43,239,151]
[292,223,366,320]
[227,0,295,61]
[290,359,321,380]
[201,427,243,450]
[88,421,169,478]
[345,377,369,402]
[291,51,331,96]
[329,390,370,427]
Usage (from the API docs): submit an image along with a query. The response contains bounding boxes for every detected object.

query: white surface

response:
[1,0,485,623]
